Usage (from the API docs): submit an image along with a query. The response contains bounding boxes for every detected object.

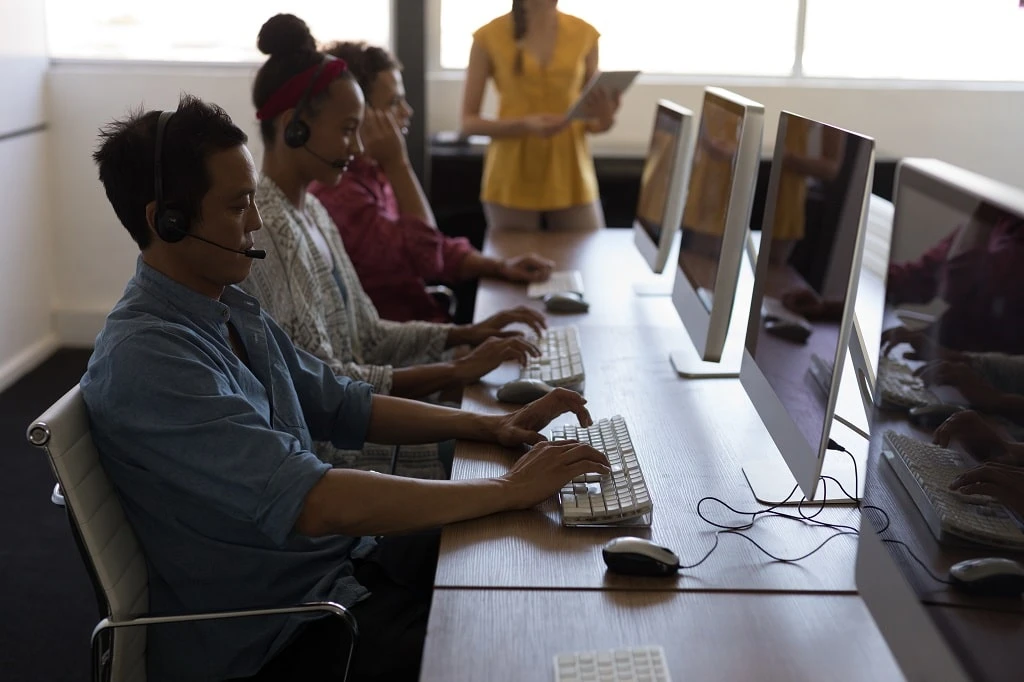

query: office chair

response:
[28,385,358,682]
[425,284,458,319]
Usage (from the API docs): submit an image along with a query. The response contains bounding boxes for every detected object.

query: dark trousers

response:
[231,531,439,682]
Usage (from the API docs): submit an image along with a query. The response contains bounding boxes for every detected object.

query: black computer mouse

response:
[764,318,812,344]
[949,557,1024,597]
[542,291,590,314]
[908,403,964,429]
[602,537,680,577]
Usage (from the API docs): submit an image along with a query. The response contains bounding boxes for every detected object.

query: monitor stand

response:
[669,343,741,379]
[741,417,868,506]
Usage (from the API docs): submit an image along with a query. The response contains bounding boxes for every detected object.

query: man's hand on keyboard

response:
[495,388,593,447]
[454,337,540,384]
[458,306,548,344]
[500,253,555,283]
[933,410,1024,464]
[501,441,610,509]
[951,462,1024,516]
[880,325,965,363]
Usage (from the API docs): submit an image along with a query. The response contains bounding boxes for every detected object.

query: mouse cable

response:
[681,445,954,586]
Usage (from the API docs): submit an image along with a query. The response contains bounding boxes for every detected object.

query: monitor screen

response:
[857,159,1024,682]
[745,112,875,467]
[636,106,685,247]
[677,93,745,312]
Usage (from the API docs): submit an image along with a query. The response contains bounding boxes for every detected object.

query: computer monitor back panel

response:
[858,158,1024,682]
[740,111,875,497]
[671,87,764,362]
[633,100,695,274]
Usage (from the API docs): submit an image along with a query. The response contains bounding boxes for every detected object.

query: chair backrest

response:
[28,385,148,682]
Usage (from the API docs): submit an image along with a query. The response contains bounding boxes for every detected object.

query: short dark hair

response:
[253,13,353,143]
[323,41,402,98]
[93,94,247,249]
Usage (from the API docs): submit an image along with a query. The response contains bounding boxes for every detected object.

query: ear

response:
[145,201,158,234]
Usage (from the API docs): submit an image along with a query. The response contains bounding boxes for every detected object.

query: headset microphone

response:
[303,144,350,170]
[185,233,266,259]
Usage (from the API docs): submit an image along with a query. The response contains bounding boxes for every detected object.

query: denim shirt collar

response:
[134,255,262,325]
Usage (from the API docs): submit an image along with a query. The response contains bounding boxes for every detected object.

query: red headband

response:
[255,57,349,121]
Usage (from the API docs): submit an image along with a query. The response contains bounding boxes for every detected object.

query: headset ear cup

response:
[156,208,189,243]
[284,119,310,149]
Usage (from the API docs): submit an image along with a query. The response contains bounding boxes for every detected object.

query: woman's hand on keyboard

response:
[501,441,610,509]
[880,326,965,363]
[933,410,1020,463]
[495,388,593,447]
[455,306,548,344]
[454,336,540,383]
[915,361,1001,410]
[500,253,555,283]
[951,462,1024,516]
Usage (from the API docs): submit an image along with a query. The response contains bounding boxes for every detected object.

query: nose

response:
[247,203,263,232]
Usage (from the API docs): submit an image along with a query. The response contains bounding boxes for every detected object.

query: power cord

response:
[678,441,955,585]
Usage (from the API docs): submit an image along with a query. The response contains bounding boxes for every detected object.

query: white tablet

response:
[566,70,640,120]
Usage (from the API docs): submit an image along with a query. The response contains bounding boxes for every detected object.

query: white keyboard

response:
[522,326,584,387]
[552,415,653,526]
[529,270,585,299]
[877,357,936,409]
[882,430,1024,550]
[555,646,670,682]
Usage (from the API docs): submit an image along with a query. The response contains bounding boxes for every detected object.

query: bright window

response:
[803,0,1024,80]
[439,0,800,76]
[44,1,391,62]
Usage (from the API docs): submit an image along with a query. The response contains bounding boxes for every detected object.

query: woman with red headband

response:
[309,41,555,324]
[243,14,546,478]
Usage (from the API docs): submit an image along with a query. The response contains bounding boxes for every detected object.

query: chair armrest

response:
[91,601,357,681]
[425,284,457,319]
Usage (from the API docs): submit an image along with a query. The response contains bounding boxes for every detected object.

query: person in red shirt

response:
[310,41,554,323]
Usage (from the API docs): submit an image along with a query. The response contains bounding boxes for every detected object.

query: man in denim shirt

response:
[82,95,608,682]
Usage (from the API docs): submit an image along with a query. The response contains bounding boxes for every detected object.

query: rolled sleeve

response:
[258,452,331,547]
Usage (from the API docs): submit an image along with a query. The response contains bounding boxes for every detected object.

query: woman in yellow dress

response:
[460,0,620,231]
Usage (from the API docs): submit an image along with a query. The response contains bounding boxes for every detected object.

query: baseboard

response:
[54,308,108,348]
[0,333,60,394]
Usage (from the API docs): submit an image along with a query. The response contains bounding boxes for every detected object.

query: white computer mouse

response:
[496,378,554,404]
[602,537,680,577]
[949,557,1024,597]
[543,291,590,314]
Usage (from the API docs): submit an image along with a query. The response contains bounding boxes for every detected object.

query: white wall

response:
[48,64,1024,342]
[0,1,56,391]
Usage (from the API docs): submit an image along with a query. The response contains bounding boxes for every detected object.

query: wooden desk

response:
[421,590,903,682]
[437,230,865,592]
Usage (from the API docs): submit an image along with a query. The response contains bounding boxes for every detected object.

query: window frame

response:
[426,0,1024,88]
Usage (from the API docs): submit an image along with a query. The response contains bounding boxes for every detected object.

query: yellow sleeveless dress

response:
[473,12,600,211]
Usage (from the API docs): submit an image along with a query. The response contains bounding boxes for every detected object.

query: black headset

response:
[153,110,189,243]
[283,57,330,149]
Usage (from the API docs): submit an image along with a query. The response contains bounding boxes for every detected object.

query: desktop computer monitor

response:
[857,158,1024,682]
[669,87,764,377]
[740,111,875,503]
[633,100,696,274]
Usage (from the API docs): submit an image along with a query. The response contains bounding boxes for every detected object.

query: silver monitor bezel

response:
[739,111,876,499]
[671,87,765,363]
[633,100,696,274]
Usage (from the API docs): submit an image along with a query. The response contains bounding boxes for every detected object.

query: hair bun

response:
[257,14,316,57]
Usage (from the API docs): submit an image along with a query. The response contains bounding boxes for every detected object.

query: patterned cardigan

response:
[241,176,453,478]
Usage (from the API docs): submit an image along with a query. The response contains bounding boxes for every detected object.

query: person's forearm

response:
[990,394,1024,425]
[457,250,504,280]
[461,115,528,139]
[445,325,474,348]
[389,363,460,399]
[366,394,497,444]
[586,118,613,134]
[381,158,436,226]
[297,470,515,536]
